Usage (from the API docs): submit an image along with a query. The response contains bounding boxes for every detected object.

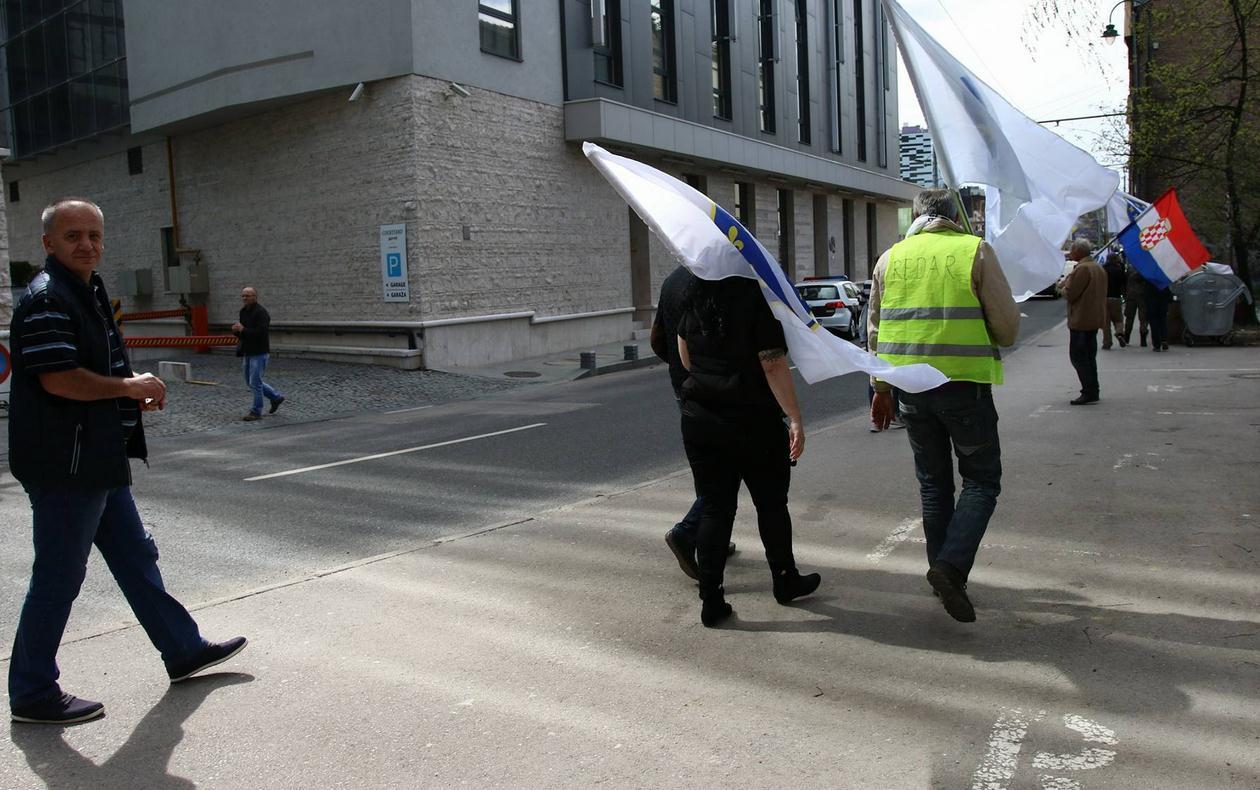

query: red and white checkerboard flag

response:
[1117,189,1211,289]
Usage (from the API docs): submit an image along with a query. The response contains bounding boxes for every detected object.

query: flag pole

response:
[952,187,975,236]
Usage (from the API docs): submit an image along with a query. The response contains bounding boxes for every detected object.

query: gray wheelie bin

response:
[1170,266,1253,345]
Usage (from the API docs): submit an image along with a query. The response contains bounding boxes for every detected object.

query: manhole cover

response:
[1231,372,1260,380]
[504,370,541,378]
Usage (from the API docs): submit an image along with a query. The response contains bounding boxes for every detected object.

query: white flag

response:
[884,0,1119,301]
[583,143,948,393]
[1106,189,1150,235]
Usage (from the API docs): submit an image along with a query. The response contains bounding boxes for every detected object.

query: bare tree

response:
[1027,0,1259,303]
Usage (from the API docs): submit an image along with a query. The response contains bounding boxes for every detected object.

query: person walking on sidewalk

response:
[869,188,1019,623]
[1101,250,1127,350]
[1144,278,1172,352]
[7,197,247,725]
[676,276,820,627]
[233,286,284,421]
[650,265,735,578]
[1121,261,1149,347]
[1060,239,1107,405]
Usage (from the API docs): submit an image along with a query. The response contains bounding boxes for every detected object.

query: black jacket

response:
[235,303,271,356]
[8,256,147,489]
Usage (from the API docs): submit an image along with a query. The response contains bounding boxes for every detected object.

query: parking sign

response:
[379,224,410,303]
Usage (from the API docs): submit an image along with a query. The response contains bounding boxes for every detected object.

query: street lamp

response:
[1101,0,1126,44]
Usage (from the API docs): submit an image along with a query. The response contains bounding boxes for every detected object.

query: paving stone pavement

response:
[108,353,533,439]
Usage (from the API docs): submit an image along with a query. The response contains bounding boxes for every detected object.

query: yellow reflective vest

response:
[876,230,1003,385]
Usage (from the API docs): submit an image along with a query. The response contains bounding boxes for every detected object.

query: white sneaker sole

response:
[12,706,105,724]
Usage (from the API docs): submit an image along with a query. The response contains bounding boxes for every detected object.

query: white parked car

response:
[795,277,864,339]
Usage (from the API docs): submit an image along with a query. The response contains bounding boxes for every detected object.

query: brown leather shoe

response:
[242,413,262,422]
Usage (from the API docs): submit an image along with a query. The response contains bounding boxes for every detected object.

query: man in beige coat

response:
[1059,239,1108,405]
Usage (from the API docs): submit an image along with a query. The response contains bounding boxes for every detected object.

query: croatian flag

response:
[1117,189,1211,290]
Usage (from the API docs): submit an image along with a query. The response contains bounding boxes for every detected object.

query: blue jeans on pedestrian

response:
[243,353,282,416]
[896,383,1002,580]
[9,486,205,708]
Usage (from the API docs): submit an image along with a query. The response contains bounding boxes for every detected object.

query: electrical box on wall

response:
[166,262,209,294]
[120,269,153,296]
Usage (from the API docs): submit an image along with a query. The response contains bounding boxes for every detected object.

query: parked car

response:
[795,278,864,339]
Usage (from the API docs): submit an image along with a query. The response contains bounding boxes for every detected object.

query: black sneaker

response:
[772,568,822,604]
[665,527,699,580]
[926,561,976,622]
[1070,395,1099,405]
[168,637,248,683]
[11,693,105,725]
[269,395,285,414]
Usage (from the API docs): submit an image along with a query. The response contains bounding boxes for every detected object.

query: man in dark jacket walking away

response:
[1101,251,1127,350]
[233,286,284,421]
[7,197,246,725]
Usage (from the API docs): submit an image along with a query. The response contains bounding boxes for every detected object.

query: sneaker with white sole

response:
[167,637,248,683]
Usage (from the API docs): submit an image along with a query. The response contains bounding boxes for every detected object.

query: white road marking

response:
[244,423,548,481]
[1130,368,1260,373]
[865,518,921,564]
[1114,452,1161,471]
[972,711,1117,790]
[904,536,1100,557]
[971,708,1044,789]
[1156,410,1217,416]
[1030,404,1070,418]
[1032,715,1118,789]
[384,404,435,415]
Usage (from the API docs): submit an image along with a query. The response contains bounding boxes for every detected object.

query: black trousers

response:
[1147,291,1170,347]
[680,404,795,595]
[1069,329,1099,398]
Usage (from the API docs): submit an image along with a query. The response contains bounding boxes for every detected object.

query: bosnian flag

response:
[583,143,948,393]
[1117,189,1211,290]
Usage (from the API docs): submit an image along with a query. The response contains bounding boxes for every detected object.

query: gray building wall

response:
[2,0,912,369]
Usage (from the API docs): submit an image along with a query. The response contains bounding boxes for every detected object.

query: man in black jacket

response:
[232,286,284,421]
[7,197,246,725]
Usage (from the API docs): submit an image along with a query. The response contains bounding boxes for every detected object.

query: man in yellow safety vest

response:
[868,189,1020,622]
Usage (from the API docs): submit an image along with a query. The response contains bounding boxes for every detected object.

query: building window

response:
[757,0,776,133]
[594,0,623,86]
[736,181,755,231]
[829,0,844,153]
[853,0,867,161]
[1,0,129,160]
[874,1,888,168]
[711,0,732,119]
[795,0,811,144]
[866,201,878,271]
[127,145,142,175]
[777,188,794,272]
[650,0,676,103]
[479,0,521,60]
[7,179,18,202]
[842,198,855,277]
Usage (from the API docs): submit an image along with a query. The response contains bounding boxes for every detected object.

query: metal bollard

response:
[623,344,639,361]
[579,351,598,369]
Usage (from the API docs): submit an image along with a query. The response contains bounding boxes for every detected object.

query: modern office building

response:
[898,123,940,189]
[1,0,916,369]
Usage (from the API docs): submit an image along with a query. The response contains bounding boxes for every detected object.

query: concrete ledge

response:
[269,344,424,370]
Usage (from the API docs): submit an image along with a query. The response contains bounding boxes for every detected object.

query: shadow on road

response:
[9,672,254,789]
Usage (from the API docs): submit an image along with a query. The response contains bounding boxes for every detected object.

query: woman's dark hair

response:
[680,275,746,340]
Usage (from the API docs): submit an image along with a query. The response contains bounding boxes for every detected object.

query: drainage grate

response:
[504,370,541,378]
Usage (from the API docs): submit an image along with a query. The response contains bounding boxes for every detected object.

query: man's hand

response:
[788,419,805,461]
[231,322,244,333]
[125,373,167,411]
[871,390,895,431]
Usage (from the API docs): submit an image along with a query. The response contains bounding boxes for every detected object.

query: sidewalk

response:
[3,333,1258,788]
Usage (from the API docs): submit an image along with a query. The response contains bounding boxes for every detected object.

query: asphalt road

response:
[0,299,1066,650]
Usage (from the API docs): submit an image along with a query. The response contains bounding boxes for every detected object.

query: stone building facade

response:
[2,1,918,369]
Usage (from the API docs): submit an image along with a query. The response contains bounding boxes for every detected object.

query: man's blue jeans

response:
[8,486,205,708]
[243,353,282,416]
[896,383,1002,580]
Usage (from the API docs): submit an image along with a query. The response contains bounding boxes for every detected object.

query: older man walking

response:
[1060,239,1108,405]
[233,286,285,421]
[8,197,246,724]
[869,188,1020,622]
